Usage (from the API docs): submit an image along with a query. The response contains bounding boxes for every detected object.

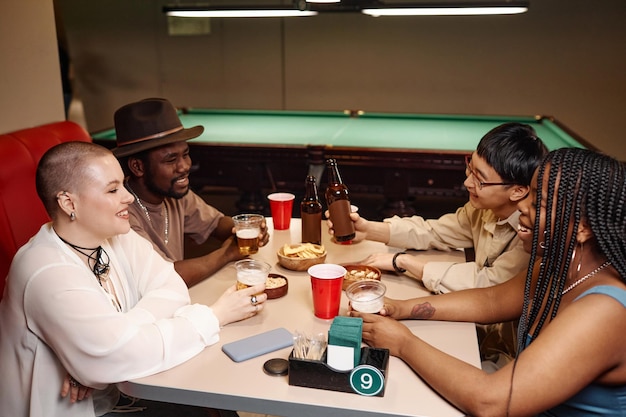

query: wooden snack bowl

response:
[277,243,327,271]
[341,264,382,291]
[265,273,288,299]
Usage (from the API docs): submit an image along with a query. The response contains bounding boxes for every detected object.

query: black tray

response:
[288,347,389,396]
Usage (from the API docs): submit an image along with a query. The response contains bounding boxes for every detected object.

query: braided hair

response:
[517,148,626,352]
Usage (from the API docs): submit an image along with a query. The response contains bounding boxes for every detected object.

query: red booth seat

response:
[0,121,91,298]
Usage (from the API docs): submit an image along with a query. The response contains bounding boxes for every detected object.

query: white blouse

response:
[0,224,220,417]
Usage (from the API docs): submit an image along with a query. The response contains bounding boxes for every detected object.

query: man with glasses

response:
[329,123,546,370]
[329,122,547,293]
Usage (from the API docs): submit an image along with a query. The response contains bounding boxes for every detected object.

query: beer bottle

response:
[325,159,355,242]
[301,175,322,244]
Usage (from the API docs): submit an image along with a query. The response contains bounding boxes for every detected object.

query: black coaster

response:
[263,358,289,376]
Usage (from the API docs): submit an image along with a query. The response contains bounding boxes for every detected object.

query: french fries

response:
[282,243,325,259]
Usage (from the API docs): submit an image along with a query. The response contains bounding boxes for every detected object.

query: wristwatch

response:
[392,251,407,273]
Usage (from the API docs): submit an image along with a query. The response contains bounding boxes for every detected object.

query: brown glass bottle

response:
[325,159,355,242]
[301,175,322,244]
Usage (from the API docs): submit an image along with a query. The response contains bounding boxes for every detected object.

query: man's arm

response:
[385,205,475,251]
[174,235,242,287]
[420,241,529,293]
[326,211,391,243]
[175,216,270,287]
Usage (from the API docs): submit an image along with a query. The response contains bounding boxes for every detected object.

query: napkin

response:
[327,316,362,370]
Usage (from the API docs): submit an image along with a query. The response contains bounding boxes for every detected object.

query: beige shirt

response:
[384,202,529,293]
[127,190,224,262]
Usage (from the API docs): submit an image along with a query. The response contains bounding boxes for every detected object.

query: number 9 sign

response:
[349,364,385,396]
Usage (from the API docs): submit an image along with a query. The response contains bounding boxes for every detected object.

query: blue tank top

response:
[531,286,626,416]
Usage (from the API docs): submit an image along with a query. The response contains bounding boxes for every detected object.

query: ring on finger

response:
[250,295,258,305]
[69,377,79,387]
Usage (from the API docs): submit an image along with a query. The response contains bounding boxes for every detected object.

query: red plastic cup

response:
[308,264,346,319]
[267,193,295,230]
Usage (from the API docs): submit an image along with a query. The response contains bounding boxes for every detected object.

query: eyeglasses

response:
[465,155,515,190]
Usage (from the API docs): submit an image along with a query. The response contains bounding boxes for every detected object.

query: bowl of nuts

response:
[277,243,327,271]
[341,264,382,290]
[265,273,288,299]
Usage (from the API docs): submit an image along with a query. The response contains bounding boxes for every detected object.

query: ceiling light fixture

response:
[163,5,318,18]
[362,2,529,17]
[163,1,528,18]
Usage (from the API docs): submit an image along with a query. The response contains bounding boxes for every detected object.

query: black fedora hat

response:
[111,98,204,157]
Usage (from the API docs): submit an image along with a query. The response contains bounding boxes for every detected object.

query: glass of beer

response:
[232,214,264,255]
[235,259,270,294]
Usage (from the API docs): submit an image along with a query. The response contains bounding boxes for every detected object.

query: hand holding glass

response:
[345,280,386,313]
[235,259,270,295]
[233,214,264,255]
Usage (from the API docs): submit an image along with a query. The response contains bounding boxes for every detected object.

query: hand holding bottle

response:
[324,159,355,243]
[325,210,369,243]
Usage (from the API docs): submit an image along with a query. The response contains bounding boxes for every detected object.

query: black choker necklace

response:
[56,234,110,285]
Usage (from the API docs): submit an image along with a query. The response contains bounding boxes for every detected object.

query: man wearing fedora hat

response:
[112,98,269,288]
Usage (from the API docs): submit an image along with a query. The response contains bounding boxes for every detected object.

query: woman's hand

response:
[60,373,93,403]
[348,296,431,320]
[210,284,267,326]
[350,311,415,358]
[378,297,404,318]
[346,296,401,317]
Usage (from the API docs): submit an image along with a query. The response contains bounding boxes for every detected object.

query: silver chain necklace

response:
[126,182,169,244]
[561,261,611,295]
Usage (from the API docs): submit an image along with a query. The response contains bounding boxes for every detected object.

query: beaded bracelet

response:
[392,251,407,273]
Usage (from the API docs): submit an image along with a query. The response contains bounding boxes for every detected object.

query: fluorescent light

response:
[164,2,528,18]
[361,1,529,16]
[164,7,317,18]
[362,6,527,16]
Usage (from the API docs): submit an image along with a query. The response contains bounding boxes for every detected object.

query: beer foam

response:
[350,293,384,313]
[237,269,267,286]
[236,228,260,239]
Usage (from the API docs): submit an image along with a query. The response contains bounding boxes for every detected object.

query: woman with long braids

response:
[351,147,626,416]
[0,142,267,417]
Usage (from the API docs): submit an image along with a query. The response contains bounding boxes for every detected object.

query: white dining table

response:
[118,218,480,417]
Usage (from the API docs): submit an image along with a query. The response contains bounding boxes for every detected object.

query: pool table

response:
[92,109,591,218]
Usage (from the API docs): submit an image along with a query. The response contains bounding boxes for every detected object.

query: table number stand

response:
[288,347,389,397]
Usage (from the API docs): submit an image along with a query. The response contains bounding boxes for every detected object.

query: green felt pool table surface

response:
[92,109,587,152]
